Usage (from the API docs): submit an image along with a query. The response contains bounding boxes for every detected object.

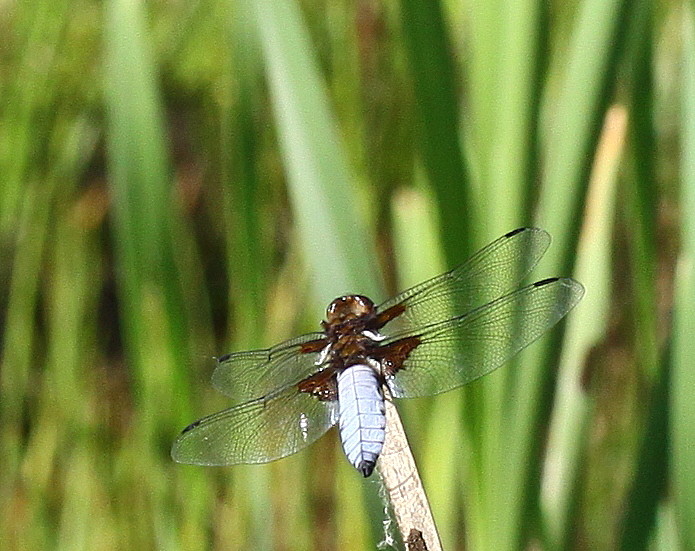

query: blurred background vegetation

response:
[1,0,693,549]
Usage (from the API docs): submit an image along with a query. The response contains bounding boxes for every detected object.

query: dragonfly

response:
[172,228,584,477]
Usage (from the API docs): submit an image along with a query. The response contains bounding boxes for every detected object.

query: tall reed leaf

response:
[673,7,695,549]
[252,0,381,305]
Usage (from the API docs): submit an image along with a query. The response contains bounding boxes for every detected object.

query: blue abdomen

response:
[337,363,386,477]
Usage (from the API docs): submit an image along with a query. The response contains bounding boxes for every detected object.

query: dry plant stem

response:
[376,390,443,551]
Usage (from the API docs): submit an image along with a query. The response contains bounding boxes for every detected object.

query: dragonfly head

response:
[326,295,376,327]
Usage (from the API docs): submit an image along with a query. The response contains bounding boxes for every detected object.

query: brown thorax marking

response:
[297,294,422,399]
[319,295,383,367]
[371,336,422,376]
[297,367,338,401]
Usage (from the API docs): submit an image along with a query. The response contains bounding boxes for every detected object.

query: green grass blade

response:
[614,4,665,547]
[252,0,382,305]
[542,106,625,549]
[672,7,695,549]
[623,1,660,385]
[104,0,195,428]
[464,0,504,181]
[486,1,546,229]
[507,0,633,548]
[104,1,214,547]
[223,0,269,349]
[0,0,68,235]
[399,0,472,262]
[104,0,171,273]
[538,0,631,261]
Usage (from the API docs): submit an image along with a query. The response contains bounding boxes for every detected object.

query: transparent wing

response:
[172,386,338,466]
[384,278,584,398]
[376,228,551,336]
[211,332,326,405]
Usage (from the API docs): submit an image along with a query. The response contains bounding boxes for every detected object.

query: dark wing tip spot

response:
[217,353,231,363]
[534,277,560,287]
[504,226,545,238]
[181,420,201,434]
[505,227,528,238]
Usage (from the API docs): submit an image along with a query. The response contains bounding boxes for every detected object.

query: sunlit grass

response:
[0,0,689,549]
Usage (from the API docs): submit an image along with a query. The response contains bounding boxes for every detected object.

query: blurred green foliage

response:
[0,0,691,549]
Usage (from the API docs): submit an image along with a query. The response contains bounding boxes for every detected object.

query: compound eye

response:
[326,295,374,323]
[326,296,346,318]
[351,296,373,315]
